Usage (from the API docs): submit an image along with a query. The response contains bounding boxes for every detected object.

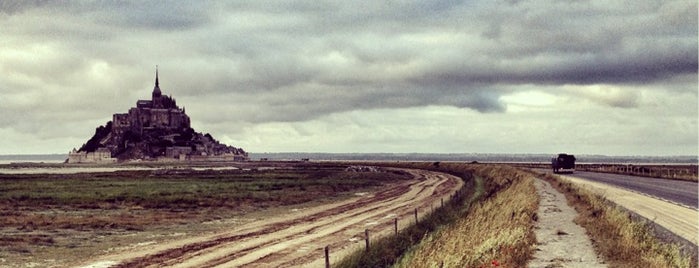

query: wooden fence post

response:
[324,245,330,268]
[365,229,370,252]
[414,208,418,224]
[394,218,398,235]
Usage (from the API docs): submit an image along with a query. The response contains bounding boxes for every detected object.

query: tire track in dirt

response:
[79,169,462,268]
[111,174,420,267]
[209,172,456,268]
[184,171,456,268]
[160,176,436,267]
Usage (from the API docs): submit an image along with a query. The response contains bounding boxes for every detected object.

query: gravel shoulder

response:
[529,178,606,268]
[560,175,698,246]
[564,171,697,209]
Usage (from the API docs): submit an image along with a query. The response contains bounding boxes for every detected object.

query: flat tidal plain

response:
[0,164,410,267]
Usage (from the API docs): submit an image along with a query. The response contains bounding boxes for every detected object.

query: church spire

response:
[152,65,162,98]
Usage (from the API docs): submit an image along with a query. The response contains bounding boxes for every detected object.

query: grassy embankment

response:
[539,172,696,268]
[0,168,410,254]
[337,163,538,268]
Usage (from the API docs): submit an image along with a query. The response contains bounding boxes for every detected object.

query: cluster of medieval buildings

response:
[68,68,247,163]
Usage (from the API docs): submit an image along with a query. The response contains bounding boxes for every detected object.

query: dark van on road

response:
[552,153,576,173]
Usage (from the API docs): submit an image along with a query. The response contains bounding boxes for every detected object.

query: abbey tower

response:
[111,67,190,137]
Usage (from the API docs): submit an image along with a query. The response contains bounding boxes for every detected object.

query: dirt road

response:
[560,175,698,245]
[529,179,606,267]
[77,169,462,268]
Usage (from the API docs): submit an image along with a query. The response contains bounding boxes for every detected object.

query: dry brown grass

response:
[0,168,408,231]
[541,173,696,268]
[393,164,538,268]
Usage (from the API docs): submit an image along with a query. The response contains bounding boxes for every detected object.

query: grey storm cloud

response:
[0,0,696,154]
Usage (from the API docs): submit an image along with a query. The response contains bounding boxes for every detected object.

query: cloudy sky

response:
[0,0,696,156]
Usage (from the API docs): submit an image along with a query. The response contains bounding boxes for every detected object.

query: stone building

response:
[68,68,247,163]
[67,148,116,163]
[112,68,190,136]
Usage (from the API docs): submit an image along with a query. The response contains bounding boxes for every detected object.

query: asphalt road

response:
[535,170,698,209]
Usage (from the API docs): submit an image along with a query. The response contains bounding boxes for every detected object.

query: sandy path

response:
[560,175,698,245]
[529,179,606,268]
[77,168,462,268]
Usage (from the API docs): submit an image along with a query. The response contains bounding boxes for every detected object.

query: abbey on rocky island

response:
[68,68,247,163]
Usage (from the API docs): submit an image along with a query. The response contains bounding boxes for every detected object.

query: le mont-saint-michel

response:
[68,68,248,163]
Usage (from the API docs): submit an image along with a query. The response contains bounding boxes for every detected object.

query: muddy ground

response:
[1,162,445,267]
